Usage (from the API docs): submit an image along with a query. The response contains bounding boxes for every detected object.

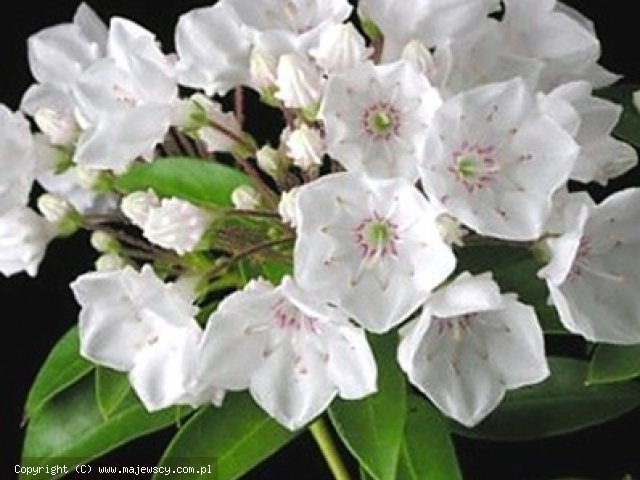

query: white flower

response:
[500,0,616,91]
[293,172,456,333]
[0,207,55,277]
[539,189,640,344]
[21,3,106,142]
[0,106,37,215]
[285,124,325,171]
[219,0,352,44]
[419,78,578,240]
[398,272,549,427]
[197,276,377,430]
[309,23,370,74]
[142,198,213,255]
[540,81,637,186]
[73,18,177,172]
[358,0,493,60]
[275,53,324,109]
[70,265,221,410]
[121,190,160,227]
[175,4,253,95]
[319,61,442,181]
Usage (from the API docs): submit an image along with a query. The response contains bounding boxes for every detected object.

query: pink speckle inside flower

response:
[272,298,319,333]
[353,211,400,261]
[448,141,499,193]
[361,102,401,141]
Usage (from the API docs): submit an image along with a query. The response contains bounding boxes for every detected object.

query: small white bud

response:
[95,253,128,272]
[275,54,323,109]
[286,124,325,171]
[143,198,213,255]
[256,145,289,179]
[90,231,119,253]
[278,187,300,227]
[310,23,370,74]
[121,190,160,227]
[37,193,72,225]
[231,185,262,210]
[436,214,467,247]
[34,108,80,146]
[401,39,450,87]
[73,165,102,190]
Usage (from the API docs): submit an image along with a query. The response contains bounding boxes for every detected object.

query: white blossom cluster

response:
[2,0,639,430]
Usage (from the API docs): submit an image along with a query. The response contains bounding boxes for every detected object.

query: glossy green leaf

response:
[455,245,566,334]
[329,334,407,480]
[115,157,251,207]
[397,395,462,480]
[588,344,640,385]
[596,84,640,147]
[25,326,93,418]
[451,357,640,441]
[154,393,296,480]
[95,367,131,419]
[20,375,183,480]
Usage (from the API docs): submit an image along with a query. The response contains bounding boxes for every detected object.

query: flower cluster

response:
[2,0,639,431]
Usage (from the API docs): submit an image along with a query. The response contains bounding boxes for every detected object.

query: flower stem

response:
[309,417,352,480]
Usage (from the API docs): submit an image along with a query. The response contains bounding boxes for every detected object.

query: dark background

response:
[1,1,640,479]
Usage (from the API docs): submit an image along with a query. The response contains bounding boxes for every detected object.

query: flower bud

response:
[34,108,80,146]
[436,213,467,247]
[73,165,102,190]
[121,190,160,227]
[275,54,323,109]
[256,145,288,179]
[278,187,300,227]
[90,231,119,253]
[95,253,128,272]
[142,198,213,255]
[310,23,370,74]
[231,185,261,210]
[285,124,325,171]
[37,193,80,236]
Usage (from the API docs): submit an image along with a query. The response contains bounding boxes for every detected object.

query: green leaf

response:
[155,393,296,480]
[25,326,94,418]
[20,375,183,480]
[329,334,407,480]
[596,84,640,148]
[115,157,251,207]
[455,246,566,334]
[588,344,640,385]
[95,367,132,419]
[451,357,640,441]
[397,395,462,480]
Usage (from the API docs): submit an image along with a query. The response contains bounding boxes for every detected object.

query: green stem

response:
[310,417,352,480]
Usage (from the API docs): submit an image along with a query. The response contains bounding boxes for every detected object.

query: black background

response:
[1,1,640,479]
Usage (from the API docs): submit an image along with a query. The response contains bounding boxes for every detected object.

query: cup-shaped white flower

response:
[500,0,617,90]
[540,81,637,186]
[358,0,493,60]
[71,265,218,410]
[398,272,549,427]
[73,18,177,172]
[0,106,37,215]
[539,189,640,344]
[319,61,442,181]
[219,0,352,45]
[175,4,253,95]
[0,207,55,278]
[197,276,377,430]
[294,172,456,333]
[142,198,213,255]
[419,78,578,240]
[21,3,106,145]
